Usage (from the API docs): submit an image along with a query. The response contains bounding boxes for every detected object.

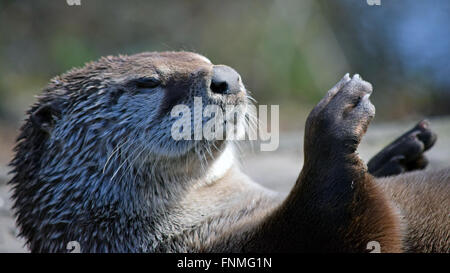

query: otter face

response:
[11,53,252,251]
[29,51,249,181]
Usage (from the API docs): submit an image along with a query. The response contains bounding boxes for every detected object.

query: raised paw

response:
[304,73,375,159]
[368,120,437,177]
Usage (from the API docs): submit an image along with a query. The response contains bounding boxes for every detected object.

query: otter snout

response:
[210,65,242,95]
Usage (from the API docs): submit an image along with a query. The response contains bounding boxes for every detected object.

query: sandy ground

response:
[0,117,449,252]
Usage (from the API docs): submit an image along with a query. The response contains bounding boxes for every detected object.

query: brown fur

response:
[377,169,450,252]
[9,51,450,253]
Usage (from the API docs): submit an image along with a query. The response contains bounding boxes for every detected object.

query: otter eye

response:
[133,77,161,89]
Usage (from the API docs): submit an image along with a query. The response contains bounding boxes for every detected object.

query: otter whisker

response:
[204,141,215,162]
[130,146,148,188]
[103,138,131,174]
[194,143,207,173]
[244,111,257,153]
[246,94,257,104]
[116,141,148,183]
[110,140,141,181]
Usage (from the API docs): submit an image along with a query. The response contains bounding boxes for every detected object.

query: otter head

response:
[9,51,251,252]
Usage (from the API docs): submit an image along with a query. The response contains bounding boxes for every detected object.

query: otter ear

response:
[30,102,61,134]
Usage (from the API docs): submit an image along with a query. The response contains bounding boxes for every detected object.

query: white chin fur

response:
[198,145,235,187]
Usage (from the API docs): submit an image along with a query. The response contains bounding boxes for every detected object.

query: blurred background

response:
[0,0,449,252]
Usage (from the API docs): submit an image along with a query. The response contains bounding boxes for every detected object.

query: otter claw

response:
[305,74,376,156]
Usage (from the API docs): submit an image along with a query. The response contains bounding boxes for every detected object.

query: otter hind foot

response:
[368,120,437,177]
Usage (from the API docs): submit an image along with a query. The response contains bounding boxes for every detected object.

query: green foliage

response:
[0,0,448,125]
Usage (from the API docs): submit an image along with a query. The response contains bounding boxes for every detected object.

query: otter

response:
[9,51,449,253]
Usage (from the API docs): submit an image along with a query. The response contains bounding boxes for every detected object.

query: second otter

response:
[9,52,449,252]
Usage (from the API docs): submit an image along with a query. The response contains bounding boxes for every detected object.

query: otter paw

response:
[368,120,437,177]
[305,74,375,155]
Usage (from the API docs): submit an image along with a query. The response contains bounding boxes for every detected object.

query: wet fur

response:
[9,52,449,253]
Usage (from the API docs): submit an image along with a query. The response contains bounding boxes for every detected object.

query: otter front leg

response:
[244,74,403,252]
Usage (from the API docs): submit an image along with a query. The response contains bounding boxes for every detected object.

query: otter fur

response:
[9,51,449,253]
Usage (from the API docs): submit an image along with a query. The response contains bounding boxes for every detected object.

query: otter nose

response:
[210,65,242,95]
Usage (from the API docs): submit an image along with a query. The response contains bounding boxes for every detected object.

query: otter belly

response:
[377,168,450,252]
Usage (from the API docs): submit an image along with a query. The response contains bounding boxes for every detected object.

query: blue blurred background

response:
[1,0,450,252]
[0,0,449,128]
